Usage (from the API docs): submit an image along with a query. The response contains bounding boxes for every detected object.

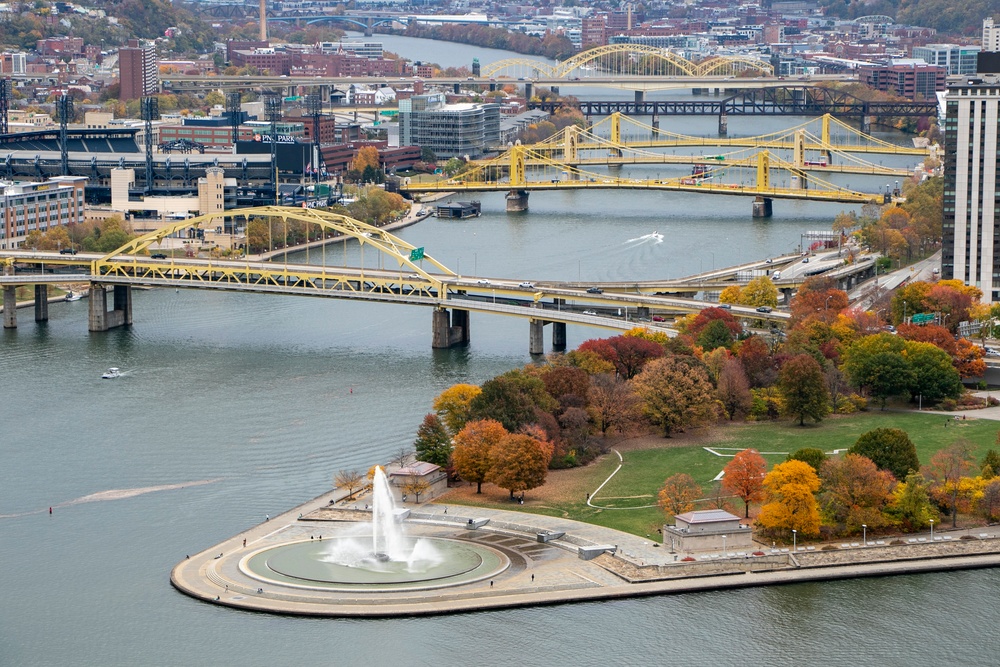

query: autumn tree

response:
[737,335,776,388]
[721,448,766,518]
[717,358,752,421]
[334,469,365,500]
[739,275,779,308]
[658,473,703,518]
[819,454,897,534]
[977,478,1000,522]
[923,440,978,527]
[540,365,591,406]
[849,428,920,481]
[353,145,380,173]
[452,419,507,493]
[413,413,451,467]
[400,476,431,503]
[468,373,550,432]
[778,353,830,425]
[887,472,938,531]
[432,383,482,435]
[756,460,822,538]
[631,356,718,437]
[486,433,554,500]
[587,373,640,435]
[789,277,849,326]
[983,448,1000,478]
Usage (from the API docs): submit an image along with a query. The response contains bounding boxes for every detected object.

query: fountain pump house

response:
[664,510,753,552]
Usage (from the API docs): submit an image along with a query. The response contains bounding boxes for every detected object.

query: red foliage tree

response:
[721,448,767,518]
[789,277,849,326]
[737,335,775,388]
[688,307,743,339]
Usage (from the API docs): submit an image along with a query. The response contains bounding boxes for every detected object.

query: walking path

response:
[170,485,1000,618]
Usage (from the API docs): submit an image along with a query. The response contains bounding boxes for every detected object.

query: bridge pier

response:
[489,82,497,92]
[3,285,15,329]
[780,287,794,305]
[637,306,650,320]
[860,116,871,135]
[529,319,544,355]
[651,114,659,134]
[506,190,529,212]
[551,86,559,95]
[718,112,728,136]
[552,321,566,350]
[453,83,461,94]
[692,88,702,96]
[431,308,470,348]
[88,284,132,332]
[634,90,644,104]
[34,285,48,323]
[752,197,773,218]
[524,83,533,100]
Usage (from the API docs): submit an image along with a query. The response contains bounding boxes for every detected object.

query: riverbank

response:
[171,484,1000,618]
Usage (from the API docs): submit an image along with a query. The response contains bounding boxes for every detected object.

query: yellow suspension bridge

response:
[402,114,930,215]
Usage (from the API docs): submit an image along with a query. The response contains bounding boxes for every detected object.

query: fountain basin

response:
[243,537,508,591]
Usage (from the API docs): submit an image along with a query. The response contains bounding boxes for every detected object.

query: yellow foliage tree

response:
[432,383,482,435]
[755,459,821,537]
[353,145,380,172]
[739,276,779,308]
[719,285,743,305]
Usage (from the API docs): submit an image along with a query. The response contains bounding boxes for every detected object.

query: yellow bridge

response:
[403,113,929,215]
[0,207,790,353]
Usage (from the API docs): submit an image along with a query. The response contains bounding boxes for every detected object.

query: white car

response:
[519,281,535,289]
[986,348,1000,357]
[582,310,597,316]
[476,279,491,285]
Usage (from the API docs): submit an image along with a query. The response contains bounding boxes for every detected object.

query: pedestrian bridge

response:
[0,207,788,353]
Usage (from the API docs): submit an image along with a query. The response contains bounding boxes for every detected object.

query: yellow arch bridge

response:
[403,113,927,215]
[0,207,790,354]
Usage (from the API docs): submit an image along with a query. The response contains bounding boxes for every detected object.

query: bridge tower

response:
[563,125,579,164]
[610,112,622,158]
[753,151,773,218]
[820,114,834,165]
[506,144,529,212]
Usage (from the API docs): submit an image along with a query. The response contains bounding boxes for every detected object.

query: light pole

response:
[722,534,727,555]
[792,529,797,552]
[862,524,867,546]
[930,519,934,540]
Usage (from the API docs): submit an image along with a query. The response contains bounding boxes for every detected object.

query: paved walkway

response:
[170,487,1000,618]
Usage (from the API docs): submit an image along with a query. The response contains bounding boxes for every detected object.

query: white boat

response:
[101,367,122,379]
[65,291,82,302]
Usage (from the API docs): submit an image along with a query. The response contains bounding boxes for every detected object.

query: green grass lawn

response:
[440,411,1000,538]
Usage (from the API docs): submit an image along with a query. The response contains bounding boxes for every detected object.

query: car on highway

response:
[150,253,167,259]
[406,273,421,279]
[519,281,534,289]
[652,315,666,322]
[802,257,810,263]
[586,286,603,294]
[582,310,597,316]
[986,348,1000,357]
[476,279,491,285]
[59,248,77,255]
[756,306,773,313]
[718,303,732,309]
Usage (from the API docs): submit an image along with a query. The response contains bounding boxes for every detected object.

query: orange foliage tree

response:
[658,473,703,518]
[721,449,766,518]
[486,433,554,500]
[818,453,897,534]
[452,419,507,493]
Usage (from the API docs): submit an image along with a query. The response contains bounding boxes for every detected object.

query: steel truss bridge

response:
[0,207,788,353]
[480,113,926,178]
[530,85,939,120]
[403,112,929,213]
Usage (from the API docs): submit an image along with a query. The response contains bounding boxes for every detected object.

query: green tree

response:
[413,413,451,467]
[904,340,963,403]
[841,333,914,408]
[788,447,827,472]
[849,428,920,481]
[697,318,735,351]
[486,433,553,500]
[778,353,830,426]
[468,375,541,432]
[631,356,718,437]
[452,419,507,494]
[658,473,703,518]
[983,448,1000,479]
[888,472,938,531]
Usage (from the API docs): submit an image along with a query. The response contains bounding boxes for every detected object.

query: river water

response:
[3,37,992,667]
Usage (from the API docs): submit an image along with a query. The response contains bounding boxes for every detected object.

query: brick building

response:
[119,39,158,101]
[858,61,945,100]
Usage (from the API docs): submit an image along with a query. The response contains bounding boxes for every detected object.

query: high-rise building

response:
[399,93,499,159]
[0,177,87,250]
[119,39,158,101]
[912,43,981,75]
[984,18,1000,52]
[942,81,1000,302]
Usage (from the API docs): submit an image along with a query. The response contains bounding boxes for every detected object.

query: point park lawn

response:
[434,411,1000,539]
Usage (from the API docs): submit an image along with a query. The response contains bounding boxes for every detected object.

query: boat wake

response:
[0,479,221,518]
[624,232,664,245]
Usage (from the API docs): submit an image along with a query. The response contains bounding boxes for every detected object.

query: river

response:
[3,37,989,667]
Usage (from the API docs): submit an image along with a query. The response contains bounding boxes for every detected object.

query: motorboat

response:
[101,367,122,379]
[65,291,82,302]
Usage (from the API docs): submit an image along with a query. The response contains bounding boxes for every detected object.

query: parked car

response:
[756,306,773,313]
[586,286,603,294]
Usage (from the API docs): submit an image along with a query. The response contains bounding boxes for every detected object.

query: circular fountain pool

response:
[243,537,509,591]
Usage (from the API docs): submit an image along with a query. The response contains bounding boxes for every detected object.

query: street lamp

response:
[930,519,934,540]
[722,534,727,555]
[862,524,867,546]
[792,529,797,552]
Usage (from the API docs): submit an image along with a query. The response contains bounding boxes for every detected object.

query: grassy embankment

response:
[435,412,1000,538]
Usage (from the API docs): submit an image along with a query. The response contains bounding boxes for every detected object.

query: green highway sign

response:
[409,247,425,262]
[911,313,934,324]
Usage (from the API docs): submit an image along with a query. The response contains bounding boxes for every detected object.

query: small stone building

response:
[388,461,448,504]
[664,509,754,553]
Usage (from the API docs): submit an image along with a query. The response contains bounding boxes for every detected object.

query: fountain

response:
[242,466,509,590]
